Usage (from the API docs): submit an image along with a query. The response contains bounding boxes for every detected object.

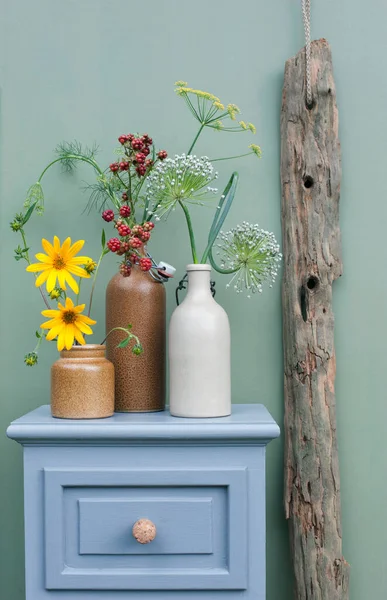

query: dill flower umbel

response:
[26,236,92,294]
[174,81,257,135]
[40,297,96,351]
[216,222,282,296]
[146,154,218,220]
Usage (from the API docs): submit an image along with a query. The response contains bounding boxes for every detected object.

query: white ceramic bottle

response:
[169,264,231,418]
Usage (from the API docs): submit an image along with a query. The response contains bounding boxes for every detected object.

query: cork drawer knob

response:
[132,519,157,544]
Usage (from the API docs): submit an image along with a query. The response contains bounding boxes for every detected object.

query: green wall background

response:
[1,1,386,598]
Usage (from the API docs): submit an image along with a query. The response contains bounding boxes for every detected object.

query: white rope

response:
[301,0,313,107]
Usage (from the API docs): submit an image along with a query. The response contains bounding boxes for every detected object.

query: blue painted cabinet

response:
[7,404,279,599]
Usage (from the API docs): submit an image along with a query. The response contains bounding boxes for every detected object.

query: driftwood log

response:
[280,39,350,599]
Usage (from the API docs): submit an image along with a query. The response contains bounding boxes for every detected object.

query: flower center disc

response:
[62,310,77,324]
[53,255,65,270]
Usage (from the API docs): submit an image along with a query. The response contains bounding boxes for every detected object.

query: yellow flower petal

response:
[73,327,86,345]
[68,239,85,258]
[76,321,93,335]
[60,237,72,258]
[46,269,58,292]
[45,328,60,341]
[57,270,67,290]
[77,314,97,325]
[57,329,66,351]
[65,297,75,309]
[35,270,50,287]
[69,256,95,265]
[64,325,75,350]
[41,309,61,318]
[73,303,86,313]
[26,263,51,273]
[35,253,52,264]
[67,265,90,278]
[45,324,65,340]
[63,272,79,294]
[53,236,61,252]
[40,318,60,329]
[41,238,55,257]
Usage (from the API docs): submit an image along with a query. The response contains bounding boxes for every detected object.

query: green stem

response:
[208,248,238,275]
[100,327,140,347]
[87,248,105,317]
[187,124,204,155]
[178,200,198,263]
[76,278,82,305]
[33,330,45,354]
[38,155,104,182]
[210,152,254,162]
[20,229,31,263]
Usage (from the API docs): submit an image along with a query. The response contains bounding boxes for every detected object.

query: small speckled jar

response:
[51,345,114,419]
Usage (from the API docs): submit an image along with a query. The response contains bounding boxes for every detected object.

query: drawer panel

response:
[44,467,247,591]
[79,497,213,555]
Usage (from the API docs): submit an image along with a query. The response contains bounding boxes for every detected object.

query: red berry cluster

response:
[120,262,132,277]
[107,237,121,252]
[113,132,168,179]
[102,209,115,222]
[117,224,131,237]
[119,205,131,218]
[128,236,143,249]
[143,221,155,232]
[139,257,152,272]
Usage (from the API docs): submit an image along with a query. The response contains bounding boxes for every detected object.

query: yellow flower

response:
[248,122,256,134]
[213,120,224,130]
[40,297,96,351]
[174,83,221,104]
[24,352,38,366]
[227,104,241,120]
[239,120,248,130]
[26,236,92,294]
[49,287,63,300]
[249,144,262,158]
[84,259,97,274]
[213,101,225,111]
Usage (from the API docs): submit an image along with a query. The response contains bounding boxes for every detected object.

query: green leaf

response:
[101,228,106,249]
[117,337,130,349]
[22,201,38,225]
[35,330,41,338]
[127,323,132,329]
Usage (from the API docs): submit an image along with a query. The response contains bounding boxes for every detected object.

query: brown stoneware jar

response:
[51,345,114,419]
[106,267,166,412]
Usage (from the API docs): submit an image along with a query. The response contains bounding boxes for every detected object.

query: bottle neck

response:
[186,268,213,301]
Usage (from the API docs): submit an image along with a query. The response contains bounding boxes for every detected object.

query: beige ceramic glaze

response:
[51,345,114,419]
[106,267,166,412]
[169,264,231,418]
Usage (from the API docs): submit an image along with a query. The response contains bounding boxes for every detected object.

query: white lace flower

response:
[216,222,282,295]
[146,154,218,219]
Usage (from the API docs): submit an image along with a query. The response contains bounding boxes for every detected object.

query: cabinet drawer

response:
[44,467,248,591]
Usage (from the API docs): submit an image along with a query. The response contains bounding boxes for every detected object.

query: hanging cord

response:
[301,0,313,107]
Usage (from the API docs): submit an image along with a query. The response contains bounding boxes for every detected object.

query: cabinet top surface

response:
[7,404,280,445]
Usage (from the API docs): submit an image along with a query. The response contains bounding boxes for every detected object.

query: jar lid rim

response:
[186,264,211,272]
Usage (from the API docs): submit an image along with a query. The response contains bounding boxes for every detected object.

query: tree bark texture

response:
[280,39,350,599]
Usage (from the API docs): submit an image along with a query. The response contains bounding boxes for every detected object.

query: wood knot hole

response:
[306,276,319,292]
[303,176,314,189]
[306,98,315,110]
